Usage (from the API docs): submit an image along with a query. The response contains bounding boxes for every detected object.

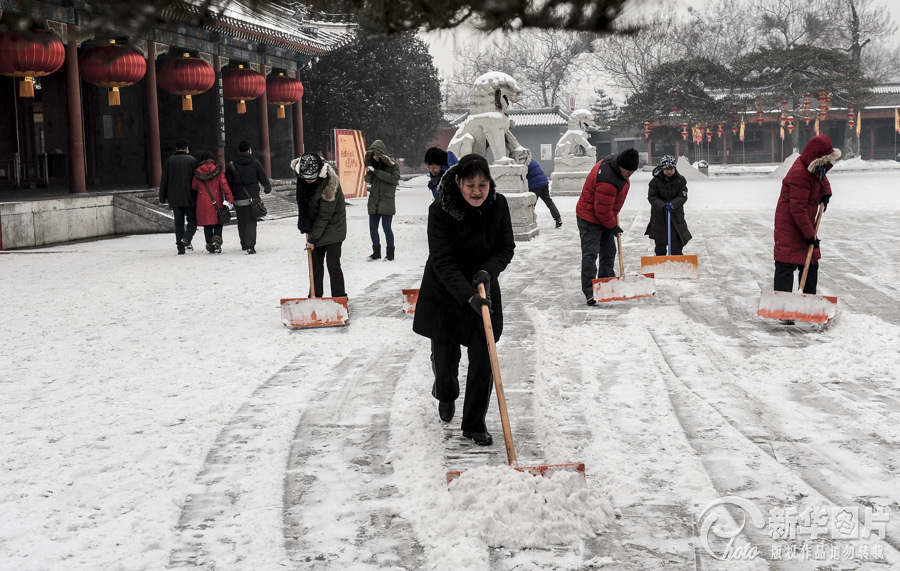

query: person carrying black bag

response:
[226,140,271,255]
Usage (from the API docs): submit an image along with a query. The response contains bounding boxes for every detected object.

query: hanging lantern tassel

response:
[108,87,121,106]
[237,99,247,114]
[277,104,286,119]
[20,77,35,98]
[183,94,193,111]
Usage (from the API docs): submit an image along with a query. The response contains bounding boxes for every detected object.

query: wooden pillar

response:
[257,88,271,174]
[770,123,776,163]
[65,25,86,193]
[646,137,652,165]
[869,123,875,160]
[292,69,304,157]
[145,42,162,187]
[722,132,728,165]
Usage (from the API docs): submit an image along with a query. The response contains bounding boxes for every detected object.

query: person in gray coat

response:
[226,140,271,255]
[159,138,199,255]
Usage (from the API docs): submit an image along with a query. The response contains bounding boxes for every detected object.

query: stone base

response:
[491,163,539,241]
[554,155,595,171]
[550,170,591,196]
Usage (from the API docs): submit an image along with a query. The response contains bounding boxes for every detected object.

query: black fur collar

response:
[436,163,497,221]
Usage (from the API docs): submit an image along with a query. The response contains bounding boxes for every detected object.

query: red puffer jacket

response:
[774,135,839,265]
[192,161,234,227]
[575,154,630,229]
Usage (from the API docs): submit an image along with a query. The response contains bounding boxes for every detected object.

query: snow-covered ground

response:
[2,169,899,570]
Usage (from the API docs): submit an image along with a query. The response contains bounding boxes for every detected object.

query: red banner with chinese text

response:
[334,129,367,199]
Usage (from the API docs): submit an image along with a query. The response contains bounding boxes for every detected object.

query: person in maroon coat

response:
[773,134,840,294]
[192,151,235,254]
[575,148,640,305]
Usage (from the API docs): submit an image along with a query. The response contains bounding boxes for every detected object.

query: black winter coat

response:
[412,164,515,345]
[644,167,692,246]
[159,151,199,207]
[226,152,271,201]
[295,165,347,248]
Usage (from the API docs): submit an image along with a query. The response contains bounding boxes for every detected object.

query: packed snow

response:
[2,166,899,570]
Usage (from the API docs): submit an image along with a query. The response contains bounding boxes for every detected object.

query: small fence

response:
[0,154,50,188]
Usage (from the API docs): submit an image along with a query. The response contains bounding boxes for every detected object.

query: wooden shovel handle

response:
[477,282,517,466]
[306,233,316,298]
[799,203,825,291]
[616,215,625,277]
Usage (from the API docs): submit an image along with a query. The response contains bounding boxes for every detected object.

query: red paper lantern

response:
[705,126,713,142]
[847,106,856,129]
[642,120,652,138]
[157,53,215,111]
[0,31,65,97]
[756,111,765,126]
[223,65,266,114]
[786,116,794,135]
[79,41,146,106]
[716,122,724,138]
[267,73,303,119]
[681,122,688,141]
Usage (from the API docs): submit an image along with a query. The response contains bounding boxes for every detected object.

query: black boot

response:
[385,246,395,261]
[367,245,381,261]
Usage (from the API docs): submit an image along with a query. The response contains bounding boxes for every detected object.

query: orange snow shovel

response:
[446,283,585,484]
[758,203,837,324]
[592,219,656,302]
[280,235,349,328]
[640,208,699,278]
[401,289,418,314]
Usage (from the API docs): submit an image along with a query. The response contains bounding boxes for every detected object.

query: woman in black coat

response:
[412,154,515,446]
[644,155,692,255]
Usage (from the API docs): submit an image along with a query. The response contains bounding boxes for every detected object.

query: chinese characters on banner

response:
[333,129,367,199]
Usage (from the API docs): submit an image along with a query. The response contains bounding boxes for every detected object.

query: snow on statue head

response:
[448,71,532,165]
[556,108,596,158]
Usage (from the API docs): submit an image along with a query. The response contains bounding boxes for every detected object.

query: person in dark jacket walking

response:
[291,153,347,298]
[226,140,271,255]
[425,146,458,200]
[525,159,562,228]
[159,138,199,254]
[364,140,401,261]
[192,151,234,254]
[773,134,839,296]
[412,154,516,446]
[644,155,692,255]
[576,148,639,305]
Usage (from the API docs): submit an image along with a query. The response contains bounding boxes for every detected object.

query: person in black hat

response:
[575,147,640,305]
[291,153,347,298]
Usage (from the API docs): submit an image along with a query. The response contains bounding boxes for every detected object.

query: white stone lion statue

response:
[555,109,596,158]
[448,71,532,165]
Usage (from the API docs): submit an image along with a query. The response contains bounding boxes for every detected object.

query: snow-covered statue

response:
[555,109,596,158]
[448,72,532,166]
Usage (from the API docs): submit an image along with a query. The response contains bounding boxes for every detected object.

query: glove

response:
[609,224,623,235]
[471,270,491,290]
[820,194,830,212]
[367,166,375,172]
[806,237,820,248]
[664,202,675,213]
[468,294,492,315]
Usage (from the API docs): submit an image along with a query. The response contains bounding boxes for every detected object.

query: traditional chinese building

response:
[0,0,356,192]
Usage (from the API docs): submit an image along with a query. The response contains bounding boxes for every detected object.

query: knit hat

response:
[660,155,676,169]
[618,148,640,171]
[295,153,324,180]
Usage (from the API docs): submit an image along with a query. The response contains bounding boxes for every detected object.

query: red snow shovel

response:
[592,219,656,302]
[401,289,418,314]
[446,283,585,484]
[640,208,699,279]
[280,235,349,328]
[758,203,837,324]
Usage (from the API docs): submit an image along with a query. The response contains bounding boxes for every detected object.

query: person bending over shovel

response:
[413,154,515,446]
[291,153,347,298]
[772,134,839,304]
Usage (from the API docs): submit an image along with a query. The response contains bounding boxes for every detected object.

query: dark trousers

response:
[577,216,617,299]
[654,230,684,256]
[235,204,258,249]
[203,224,223,244]
[430,334,493,433]
[173,206,197,246]
[310,242,346,298]
[369,214,394,248]
[530,184,561,222]
[774,260,818,294]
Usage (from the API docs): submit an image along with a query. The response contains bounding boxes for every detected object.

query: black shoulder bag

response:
[230,162,268,219]
[201,180,232,225]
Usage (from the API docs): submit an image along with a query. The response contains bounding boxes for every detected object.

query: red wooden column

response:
[145,42,162,187]
[292,69,304,156]
[65,25,86,193]
[770,123,776,163]
[870,124,875,159]
[257,86,271,174]
[646,137,652,165]
[723,132,728,164]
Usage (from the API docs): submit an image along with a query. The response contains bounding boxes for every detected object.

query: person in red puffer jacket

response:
[773,134,840,295]
[576,148,640,305]
[192,151,234,254]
